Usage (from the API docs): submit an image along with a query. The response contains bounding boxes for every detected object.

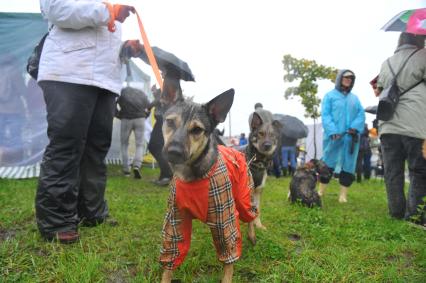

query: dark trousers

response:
[363,151,372,179]
[148,116,173,180]
[271,149,282,178]
[356,150,372,181]
[381,134,426,223]
[35,81,116,236]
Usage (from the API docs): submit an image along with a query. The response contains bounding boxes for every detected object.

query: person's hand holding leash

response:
[119,40,144,62]
[113,5,135,22]
[104,2,135,32]
[121,40,144,58]
[331,134,341,140]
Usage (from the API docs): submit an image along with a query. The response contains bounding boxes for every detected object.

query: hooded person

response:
[377,32,426,225]
[147,65,184,186]
[318,69,365,203]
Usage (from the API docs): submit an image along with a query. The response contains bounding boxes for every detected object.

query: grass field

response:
[1,165,425,282]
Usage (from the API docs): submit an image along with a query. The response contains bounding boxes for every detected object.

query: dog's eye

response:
[190,126,204,135]
[166,118,176,129]
[258,131,265,137]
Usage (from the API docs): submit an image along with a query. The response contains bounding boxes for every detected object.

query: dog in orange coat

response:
[159,89,258,283]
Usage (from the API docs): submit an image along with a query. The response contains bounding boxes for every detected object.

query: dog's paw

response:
[248,223,256,246]
[249,237,256,246]
[255,223,267,230]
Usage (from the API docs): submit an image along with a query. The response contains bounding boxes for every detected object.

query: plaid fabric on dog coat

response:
[160,145,258,270]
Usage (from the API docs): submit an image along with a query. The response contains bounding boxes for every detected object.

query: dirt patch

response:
[386,251,415,269]
[35,248,50,257]
[106,270,129,283]
[385,255,398,262]
[288,233,301,241]
[0,228,18,242]
[402,250,415,268]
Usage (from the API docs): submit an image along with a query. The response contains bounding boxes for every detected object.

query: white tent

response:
[0,12,151,179]
[305,122,323,161]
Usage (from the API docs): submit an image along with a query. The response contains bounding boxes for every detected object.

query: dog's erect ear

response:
[206,88,234,125]
[250,112,263,131]
[161,77,181,104]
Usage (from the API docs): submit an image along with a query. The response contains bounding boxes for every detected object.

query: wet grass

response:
[1,165,425,282]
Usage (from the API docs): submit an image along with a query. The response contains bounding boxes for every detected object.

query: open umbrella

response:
[273,113,308,139]
[138,46,195,81]
[364,105,378,115]
[382,8,426,35]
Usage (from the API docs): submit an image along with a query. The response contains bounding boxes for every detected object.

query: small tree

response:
[282,54,338,158]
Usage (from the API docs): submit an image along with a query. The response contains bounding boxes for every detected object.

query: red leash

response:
[104,2,163,90]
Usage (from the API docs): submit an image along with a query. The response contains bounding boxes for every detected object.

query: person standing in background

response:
[377,32,426,227]
[319,69,365,203]
[147,68,184,187]
[116,86,150,179]
[35,0,142,243]
[239,133,248,146]
[356,124,372,182]
[280,135,298,177]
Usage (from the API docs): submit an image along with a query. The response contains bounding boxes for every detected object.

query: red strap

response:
[103,2,116,32]
[135,10,163,90]
[103,4,163,90]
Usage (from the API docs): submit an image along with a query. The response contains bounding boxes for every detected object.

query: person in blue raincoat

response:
[318,70,365,203]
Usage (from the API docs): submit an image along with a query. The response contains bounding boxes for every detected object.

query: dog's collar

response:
[190,138,217,178]
[246,145,270,167]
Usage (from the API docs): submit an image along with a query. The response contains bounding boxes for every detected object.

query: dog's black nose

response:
[262,142,272,152]
[166,146,185,164]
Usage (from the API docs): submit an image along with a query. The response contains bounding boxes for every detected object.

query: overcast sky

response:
[2,0,426,136]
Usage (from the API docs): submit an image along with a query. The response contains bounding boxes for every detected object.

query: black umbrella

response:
[138,46,195,81]
[365,105,378,115]
[273,113,308,139]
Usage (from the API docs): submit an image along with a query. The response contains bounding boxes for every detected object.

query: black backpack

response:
[26,32,49,80]
[377,49,422,121]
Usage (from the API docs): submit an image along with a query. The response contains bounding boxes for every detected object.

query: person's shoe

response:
[123,171,131,177]
[43,231,80,244]
[154,177,171,186]
[133,167,142,179]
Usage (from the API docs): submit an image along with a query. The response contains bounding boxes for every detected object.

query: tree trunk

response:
[313,117,317,159]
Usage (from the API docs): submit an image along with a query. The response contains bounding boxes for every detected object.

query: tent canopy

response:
[0,12,151,179]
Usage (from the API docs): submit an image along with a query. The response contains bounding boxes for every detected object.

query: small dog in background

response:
[160,89,258,283]
[288,159,329,208]
[245,109,281,229]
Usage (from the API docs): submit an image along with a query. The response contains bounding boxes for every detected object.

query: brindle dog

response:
[245,109,281,229]
[288,159,323,208]
[160,89,257,283]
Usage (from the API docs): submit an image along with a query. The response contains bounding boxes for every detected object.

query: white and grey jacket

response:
[38,0,123,95]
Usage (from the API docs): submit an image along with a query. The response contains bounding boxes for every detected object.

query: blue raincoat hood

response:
[335,69,356,93]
